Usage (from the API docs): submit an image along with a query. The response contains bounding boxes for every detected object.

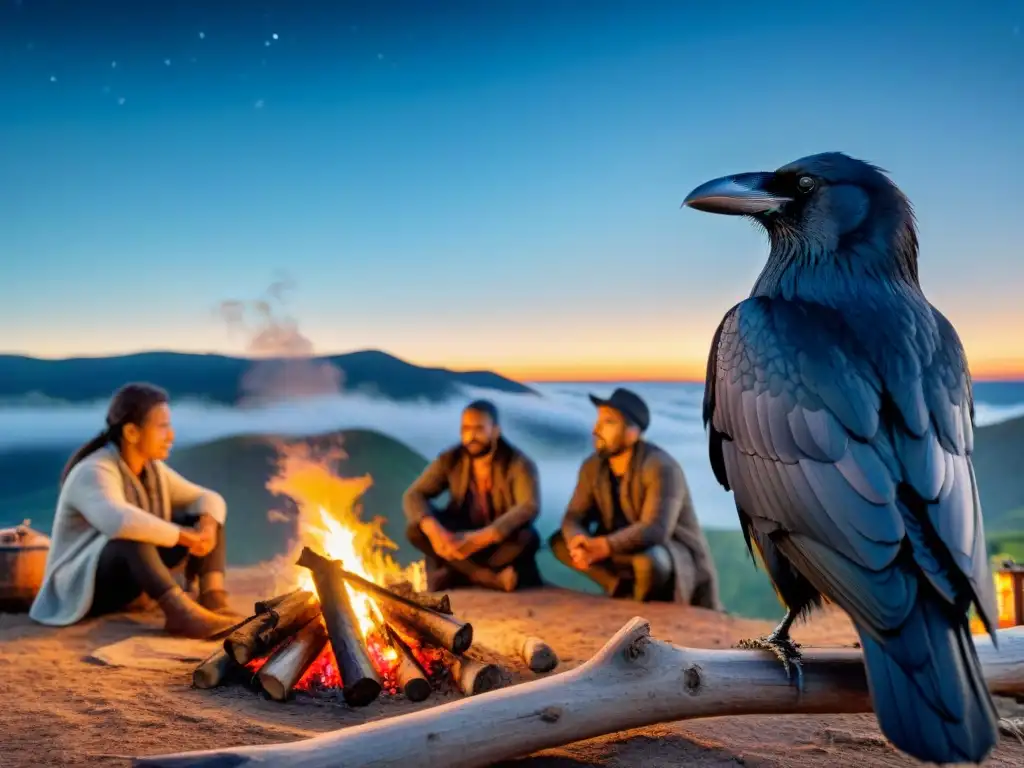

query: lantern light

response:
[995,560,1024,629]
[969,559,1024,634]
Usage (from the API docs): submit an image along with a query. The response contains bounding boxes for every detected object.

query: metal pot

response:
[0,520,51,613]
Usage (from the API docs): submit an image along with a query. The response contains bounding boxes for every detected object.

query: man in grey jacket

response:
[550,388,722,609]
[403,400,542,592]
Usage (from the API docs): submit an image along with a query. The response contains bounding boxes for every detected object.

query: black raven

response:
[682,152,999,764]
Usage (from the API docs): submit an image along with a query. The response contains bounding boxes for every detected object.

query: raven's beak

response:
[682,172,790,215]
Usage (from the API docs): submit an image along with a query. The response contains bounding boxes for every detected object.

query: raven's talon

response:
[736,633,805,692]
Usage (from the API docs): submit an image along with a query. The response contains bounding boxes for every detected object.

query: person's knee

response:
[548,529,565,551]
[548,530,573,564]
[515,526,541,555]
[106,537,162,565]
[405,520,430,552]
[632,545,673,599]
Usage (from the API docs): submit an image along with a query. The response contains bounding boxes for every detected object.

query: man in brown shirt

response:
[403,400,542,592]
[550,388,722,609]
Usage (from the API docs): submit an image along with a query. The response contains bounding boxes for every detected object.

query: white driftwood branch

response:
[133,618,1024,768]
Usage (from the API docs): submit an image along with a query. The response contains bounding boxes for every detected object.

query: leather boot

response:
[122,593,157,613]
[198,589,244,619]
[158,586,239,639]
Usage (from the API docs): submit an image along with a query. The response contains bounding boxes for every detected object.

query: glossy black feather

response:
[705,271,996,765]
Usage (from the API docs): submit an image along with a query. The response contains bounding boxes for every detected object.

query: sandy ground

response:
[0,569,1022,768]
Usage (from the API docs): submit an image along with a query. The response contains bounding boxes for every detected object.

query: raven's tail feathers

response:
[857,595,998,765]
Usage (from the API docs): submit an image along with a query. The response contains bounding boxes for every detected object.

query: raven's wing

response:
[703,296,996,637]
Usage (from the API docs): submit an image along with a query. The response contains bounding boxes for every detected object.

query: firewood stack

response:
[191,546,559,706]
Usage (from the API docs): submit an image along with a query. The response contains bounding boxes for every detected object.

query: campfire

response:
[193,554,507,704]
[191,441,557,705]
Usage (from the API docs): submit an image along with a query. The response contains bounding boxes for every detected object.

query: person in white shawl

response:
[30,383,240,639]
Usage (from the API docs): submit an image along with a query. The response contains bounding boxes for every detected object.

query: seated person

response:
[30,383,240,639]
[549,388,722,609]
[403,399,542,593]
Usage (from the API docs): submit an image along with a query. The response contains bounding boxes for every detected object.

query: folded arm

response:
[161,463,227,525]
[606,458,683,554]
[402,455,450,526]
[561,461,598,542]
[66,462,182,548]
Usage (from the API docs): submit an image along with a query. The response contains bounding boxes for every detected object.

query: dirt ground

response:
[0,568,1021,767]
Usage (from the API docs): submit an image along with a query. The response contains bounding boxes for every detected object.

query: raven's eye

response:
[797,176,815,193]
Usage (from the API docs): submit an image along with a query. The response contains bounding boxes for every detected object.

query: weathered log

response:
[471,626,559,673]
[387,581,452,614]
[383,624,431,702]
[192,647,239,690]
[223,590,320,666]
[296,548,382,707]
[451,655,504,696]
[258,617,330,702]
[381,605,472,656]
[192,612,266,688]
[132,620,1024,768]
[254,589,303,615]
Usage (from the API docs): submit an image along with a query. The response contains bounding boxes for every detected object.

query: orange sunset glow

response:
[9,304,1024,384]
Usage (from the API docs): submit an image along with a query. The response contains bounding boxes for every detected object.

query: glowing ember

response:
[295,645,340,691]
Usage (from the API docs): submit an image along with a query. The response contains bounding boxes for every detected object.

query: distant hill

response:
[974,413,1024,532]
[0,349,534,405]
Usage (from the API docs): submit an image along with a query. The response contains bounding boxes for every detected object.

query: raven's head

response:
[682,152,918,282]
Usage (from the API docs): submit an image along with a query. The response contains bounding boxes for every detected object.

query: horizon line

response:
[3,347,1023,385]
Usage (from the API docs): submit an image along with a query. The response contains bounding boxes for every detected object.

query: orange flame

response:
[265,440,425,640]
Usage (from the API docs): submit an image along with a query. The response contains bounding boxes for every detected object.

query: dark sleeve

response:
[561,459,597,541]
[605,456,682,554]
[402,454,451,525]
[490,456,540,539]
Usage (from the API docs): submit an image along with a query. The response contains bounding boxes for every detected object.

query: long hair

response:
[59,382,170,487]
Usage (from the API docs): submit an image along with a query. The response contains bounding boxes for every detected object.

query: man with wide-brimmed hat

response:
[550,388,721,608]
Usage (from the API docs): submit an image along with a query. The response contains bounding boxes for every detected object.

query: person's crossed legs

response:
[548,529,673,602]
[407,521,541,592]
[90,511,229,616]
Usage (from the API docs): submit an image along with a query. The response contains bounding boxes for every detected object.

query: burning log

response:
[193,611,274,689]
[133,620,1024,768]
[299,547,472,654]
[471,626,559,673]
[296,548,382,707]
[254,589,302,615]
[385,615,508,696]
[383,624,431,703]
[451,655,504,696]
[381,606,472,656]
[331,565,472,654]
[387,580,452,615]
[258,617,330,702]
[223,590,320,666]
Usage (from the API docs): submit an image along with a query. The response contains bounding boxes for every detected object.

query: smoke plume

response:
[216,278,344,405]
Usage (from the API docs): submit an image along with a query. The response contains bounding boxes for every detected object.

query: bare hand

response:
[424,521,464,561]
[177,528,202,553]
[570,535,611,568]
[583,535,612,565]
[189,518,217,558]
[455,528,497,559]
[568,534,591,569]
